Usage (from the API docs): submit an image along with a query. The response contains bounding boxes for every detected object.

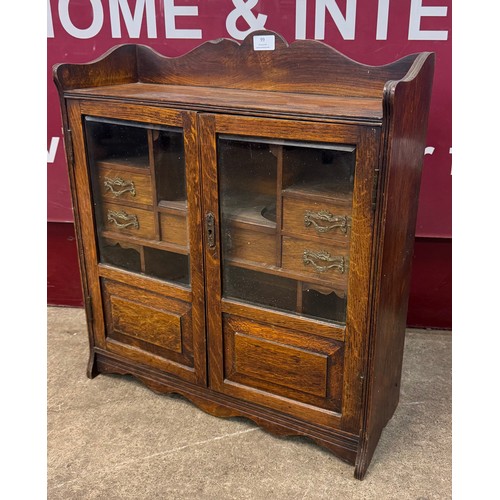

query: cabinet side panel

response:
[355,54,435,479]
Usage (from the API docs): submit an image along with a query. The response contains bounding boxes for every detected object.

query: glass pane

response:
[218,135,355,325]
[85,117,190,287]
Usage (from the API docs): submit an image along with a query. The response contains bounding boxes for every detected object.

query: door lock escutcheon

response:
[205,212,216,249]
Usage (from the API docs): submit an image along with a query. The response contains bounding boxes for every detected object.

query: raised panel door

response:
[200,114,379,432]
[67,100,206,385]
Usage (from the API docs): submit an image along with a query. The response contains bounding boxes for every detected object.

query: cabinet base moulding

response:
[92,348,360,465]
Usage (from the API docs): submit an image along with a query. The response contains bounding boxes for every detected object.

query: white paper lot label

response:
[253,35,275,51]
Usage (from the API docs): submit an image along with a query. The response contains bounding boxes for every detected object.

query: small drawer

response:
[281,236,349,290]
[160,212,188,247]
[102,202,156,240]
[225,224,276,266]
[282,196,351,242]
[97,166,153,206]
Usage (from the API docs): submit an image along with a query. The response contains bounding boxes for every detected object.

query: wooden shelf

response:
[224,194,276,230]
[96,156,150,172]
[67,82,384,124]
[225,256,347,291]
[157,199,188,214]
[101,231,189,255]
[283,182,353,204]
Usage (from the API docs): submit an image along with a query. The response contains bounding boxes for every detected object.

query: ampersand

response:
[226,0,267,40]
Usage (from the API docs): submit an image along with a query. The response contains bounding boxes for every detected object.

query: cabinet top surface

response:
[65,82,384,123]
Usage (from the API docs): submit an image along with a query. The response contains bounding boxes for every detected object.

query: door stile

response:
[182,110,207,385]
[197,113,225,390]
[67,99,107,350]
[340,126,380,433]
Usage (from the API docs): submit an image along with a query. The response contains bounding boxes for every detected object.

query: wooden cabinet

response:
[54,31,434,479]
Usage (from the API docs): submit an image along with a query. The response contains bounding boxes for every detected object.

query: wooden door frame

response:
[67,99,207,385]
[199,112,380,433]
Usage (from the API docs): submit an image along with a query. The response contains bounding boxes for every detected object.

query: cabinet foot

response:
[86,350,99,379]
[353,426,384,480]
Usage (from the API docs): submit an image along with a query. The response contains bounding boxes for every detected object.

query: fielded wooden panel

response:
[223,315,344,412]
[108,294,183,354]
[102,280,192,363]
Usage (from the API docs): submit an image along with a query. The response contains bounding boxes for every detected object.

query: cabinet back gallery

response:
[54,31,434,479]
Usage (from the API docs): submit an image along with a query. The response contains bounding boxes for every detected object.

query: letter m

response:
[109,0,157,38]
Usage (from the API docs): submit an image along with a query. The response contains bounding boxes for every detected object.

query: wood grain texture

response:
[108,294,183,353]
[159,212,188,247]
[135,31,415,99]
[101,202,156,240]
[182,110,208,386]
[102,280,193,365]
[94,348,359,464]
[53,44,137,91]
[96,165,153,208]
[67,100,108,353]
[66,83,383,124]
[54,36,435,479]
[282,195,352,244]
[226,225,277,265]
[281,235,349,288]
[54,31,419,100]
[355,52,435,480]
[221,299,345,342]
[223,315,344,413]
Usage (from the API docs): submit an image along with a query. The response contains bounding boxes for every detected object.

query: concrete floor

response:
[48,306,451,499]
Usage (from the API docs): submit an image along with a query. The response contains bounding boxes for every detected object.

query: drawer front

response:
[160,212,188,247]
[282,196,352,243]
[102,202,156,240]
[281,236,349,289]
[225,224,276,265]
[96,166,153,206]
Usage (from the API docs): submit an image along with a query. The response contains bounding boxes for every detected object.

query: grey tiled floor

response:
[48,307,451,499]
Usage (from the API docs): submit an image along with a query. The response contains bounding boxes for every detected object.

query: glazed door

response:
[200,114,379,432]
[67,100,206,385]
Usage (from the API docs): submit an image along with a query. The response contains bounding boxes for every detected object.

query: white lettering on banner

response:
[226,0,267,40]
[295,0,307,40]
[164,0,202,39]
[47,137,61,163]
[47,0,54,38]
[109,0,157,38]
[376,0,390,40]
[294,0,448,41]
[409,0,448,40]
[424,146,435,155]
[58,0,104,39]
[47,0,449,42]
[314,0,357,40]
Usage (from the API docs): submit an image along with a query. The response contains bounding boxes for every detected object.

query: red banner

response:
[48,0,451,237]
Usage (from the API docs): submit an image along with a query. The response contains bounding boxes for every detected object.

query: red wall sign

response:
[47,0,451,238]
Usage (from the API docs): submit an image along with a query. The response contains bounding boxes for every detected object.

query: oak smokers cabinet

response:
[54,31,434,479]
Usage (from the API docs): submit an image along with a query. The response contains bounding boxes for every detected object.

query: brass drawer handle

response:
[304,210,350,235]
[107,210,139,230]
[103,176,136,197]
[303,250,346,274]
